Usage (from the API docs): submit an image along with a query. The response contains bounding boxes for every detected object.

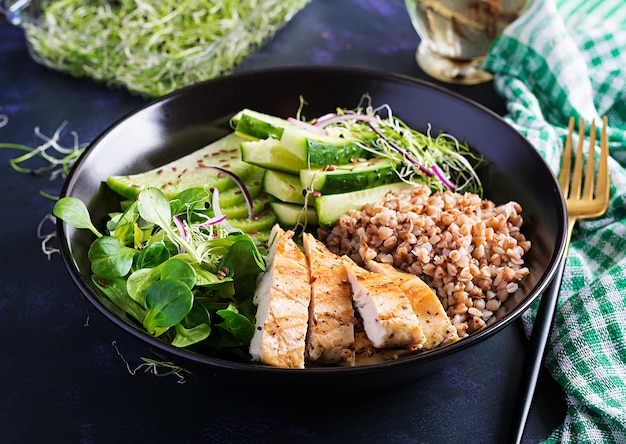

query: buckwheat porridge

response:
[318,184,531,337]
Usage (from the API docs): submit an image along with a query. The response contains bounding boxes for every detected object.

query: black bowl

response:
[57,66,567,390]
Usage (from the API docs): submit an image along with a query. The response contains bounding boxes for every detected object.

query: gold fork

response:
[559,115,611,243]
[510,116,610,444]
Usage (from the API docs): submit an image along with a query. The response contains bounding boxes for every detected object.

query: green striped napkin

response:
[484,0,626,442]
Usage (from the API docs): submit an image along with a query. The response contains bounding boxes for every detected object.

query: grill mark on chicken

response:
[303,233,355,365]
[342,256,426,350]
[365,260,459,349]
[249,225,311,368]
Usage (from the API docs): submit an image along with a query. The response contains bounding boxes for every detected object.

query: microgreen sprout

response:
[199,166,255,219]
[112,340,189,384]
[0,121,87,182]
[21,0,310,96]
[2,118,89,259]
[137,188,205,264]
[37,213,60,260]
[312,98,483,195]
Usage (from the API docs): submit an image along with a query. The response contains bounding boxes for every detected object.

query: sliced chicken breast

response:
[303,233,355,365]
[342,256,425,350]
[353,331,411,366]
[365,260,459,349]
[249,224,311,368]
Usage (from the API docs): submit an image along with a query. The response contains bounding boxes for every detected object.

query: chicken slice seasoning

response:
[303,233,355,365]
[342,256,425,350]
[249,225,311,368]
[365,260,459,349]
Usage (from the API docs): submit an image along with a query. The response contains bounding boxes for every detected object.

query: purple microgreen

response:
[431,165,456,191]
[198,214,227,230]
[314,112,433,177]
[287,117,329,136]
[199,166,254,219]
[310,112,336,125]
[172,215,188,252]
[366,121,433,177]
[314,112,378,128]
[310,104,482,194]
[210,188,237,234]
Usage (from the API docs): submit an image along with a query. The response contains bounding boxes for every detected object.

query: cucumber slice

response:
[233,109,289,141]
[228,212,278,233]
[270,201,318,227]
[280,127,366,165]
[234,109,368,166]
[300,159,400,195]
[250,230,271,243]
[315,182,414,226]
[107,133,254,199]
[263,169,310,206]
[216,167,265,208]
[240,138,309,174]
[207,195,271,219]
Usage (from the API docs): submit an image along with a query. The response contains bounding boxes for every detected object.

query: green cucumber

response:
[107,133,255,199]
[208,195,271,219]
[250,230,271,243]
[215,167,265,208]
[263,169,310,206]
[240,138,309,174]
[234,109,368,166]
[228,212,277,233]
[315,182,414,226]
[270,202,318,227]
[300,159,400,195]
[279,126,366,165]
[233,109,289,140]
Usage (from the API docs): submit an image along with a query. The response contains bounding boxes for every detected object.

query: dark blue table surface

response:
[0,1,565,442]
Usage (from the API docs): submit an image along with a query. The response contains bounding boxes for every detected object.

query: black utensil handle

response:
[509,255,566,444]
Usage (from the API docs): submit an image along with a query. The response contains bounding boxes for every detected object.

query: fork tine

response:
[558,116,575,195]
[570,118,586,199]
[596,115,610,205]
[582,119,597,200]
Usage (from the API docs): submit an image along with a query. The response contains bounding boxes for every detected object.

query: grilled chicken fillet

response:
[353,330,412,365]
[249,225,311,368]
[365,260,459,349]
[342,256,425,350]
[303,233,355,365]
